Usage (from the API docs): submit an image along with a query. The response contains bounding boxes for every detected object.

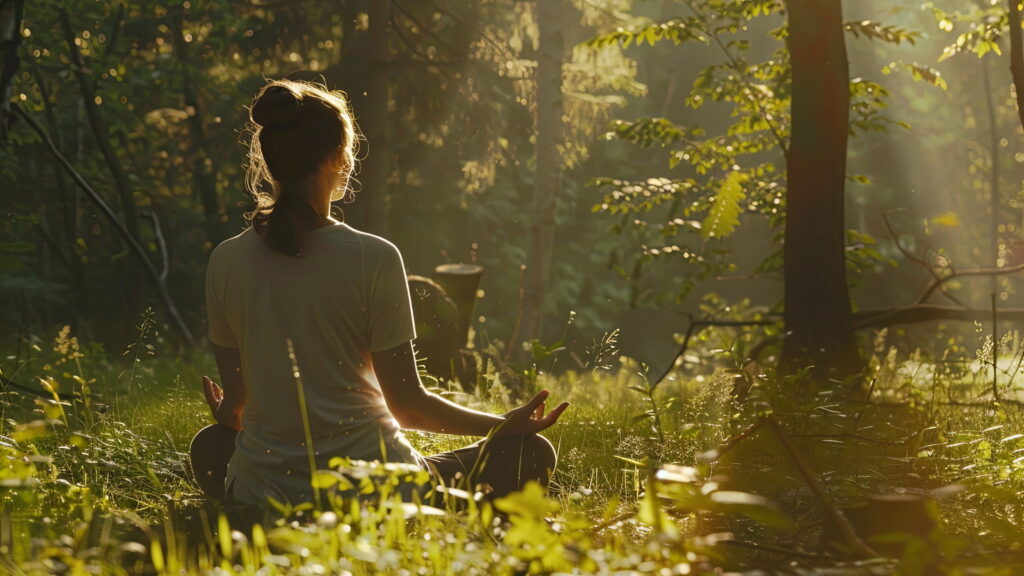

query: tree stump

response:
[821,492,937,557]
[433,263,484,349]
[407,275,463,381]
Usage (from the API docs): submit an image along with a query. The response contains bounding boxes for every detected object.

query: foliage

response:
[7,311,1024,572]
[585,0,956,317]
[2,0,646,349]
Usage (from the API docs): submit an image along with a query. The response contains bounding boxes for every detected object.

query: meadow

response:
[3,323,1024,575]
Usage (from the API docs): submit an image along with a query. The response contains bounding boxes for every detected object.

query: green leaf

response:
[494,481,559,518]
[701,171,748,240]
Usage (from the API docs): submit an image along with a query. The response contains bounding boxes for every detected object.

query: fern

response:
[843,20,920,45]
[587,18,707,49]
[881,61,948,91]
[702,171,748,240]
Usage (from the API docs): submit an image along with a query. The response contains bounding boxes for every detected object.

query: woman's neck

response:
[286,170,337,224]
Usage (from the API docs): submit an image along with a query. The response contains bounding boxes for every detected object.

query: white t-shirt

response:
[205,223,420,506]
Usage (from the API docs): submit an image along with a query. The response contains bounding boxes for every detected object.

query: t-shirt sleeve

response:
[205,247,238,348]
[367,242,417,352]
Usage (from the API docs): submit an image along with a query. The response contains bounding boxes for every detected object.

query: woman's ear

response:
[325,148,347,173]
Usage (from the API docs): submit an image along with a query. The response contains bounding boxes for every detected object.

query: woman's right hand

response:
[203,376,224,417]
[497,390,569,436]
[203,375,243,431]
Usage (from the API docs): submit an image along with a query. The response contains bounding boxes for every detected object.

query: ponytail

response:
[244,80,359,256]
[251,192,321,257]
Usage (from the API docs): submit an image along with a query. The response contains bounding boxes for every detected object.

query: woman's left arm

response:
[204,344,247,431]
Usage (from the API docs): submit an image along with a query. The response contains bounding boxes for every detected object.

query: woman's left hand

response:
[498,389,569,436]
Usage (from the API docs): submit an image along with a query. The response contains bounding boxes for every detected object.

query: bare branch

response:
[853,304,1024,330]
[13,103,197,347]
[141,211,169,282]
[916,262,1024,304]
[652,316,777,389]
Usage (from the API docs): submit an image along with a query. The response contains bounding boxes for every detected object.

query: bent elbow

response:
[386,389,432,430]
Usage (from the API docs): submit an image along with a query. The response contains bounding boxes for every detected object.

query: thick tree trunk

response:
[779,0,862,376]
[517,0,565,347]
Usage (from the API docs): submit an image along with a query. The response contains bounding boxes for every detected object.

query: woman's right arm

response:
[371,341,567,437]
[206,343,247,431]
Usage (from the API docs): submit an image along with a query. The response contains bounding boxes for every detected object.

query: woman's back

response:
[206,222,420,505]
[190,79,565,510]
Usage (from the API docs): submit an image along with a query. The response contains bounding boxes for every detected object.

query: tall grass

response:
[3,324,1024,573]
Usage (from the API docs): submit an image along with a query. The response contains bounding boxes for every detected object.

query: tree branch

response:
[141,211,169,282]
[13,103,197,347]
[853,304,1024,330]
[58,7,142,243]
[883,211,977,308]
[916,262,1024,305]
[764,416,876,558]
[652,316,777,389]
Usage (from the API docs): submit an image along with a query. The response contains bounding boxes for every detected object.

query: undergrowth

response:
[2,323,1024,574]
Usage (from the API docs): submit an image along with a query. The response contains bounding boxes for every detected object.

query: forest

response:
[4,0,1024,573]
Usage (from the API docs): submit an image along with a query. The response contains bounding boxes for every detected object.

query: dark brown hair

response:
[245,79,358,256]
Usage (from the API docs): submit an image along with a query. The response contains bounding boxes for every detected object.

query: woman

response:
[189,79,568,510]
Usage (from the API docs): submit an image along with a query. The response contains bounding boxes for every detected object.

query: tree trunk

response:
[171,3,224,248]
[360,0,391,234]
[517,0,565,347]
[0,0,23,132]
[15,104,197,347]
[779,0,862,377]
[59,8,145,314]
[32,63,86,323]
[1008,0,1024,129]
[982,58,1000,296]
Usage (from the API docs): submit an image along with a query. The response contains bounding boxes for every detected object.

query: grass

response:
[3,325,1024,574]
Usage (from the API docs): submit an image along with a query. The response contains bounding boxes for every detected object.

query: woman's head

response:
[245,79,358,256]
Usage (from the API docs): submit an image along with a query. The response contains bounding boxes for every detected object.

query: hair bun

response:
[251,85,303,129]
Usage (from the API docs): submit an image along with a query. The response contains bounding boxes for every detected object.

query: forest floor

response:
[3,327,1024,574]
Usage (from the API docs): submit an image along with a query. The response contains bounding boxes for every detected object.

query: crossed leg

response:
[422,434,558,499]
[189,424,237,501]
[189,425,557,503]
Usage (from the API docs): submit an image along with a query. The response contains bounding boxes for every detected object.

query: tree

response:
[518,0,566,347]
[588,2,919,378]
[359,0,392,234]
[0,0,24,133]
[170,2,224,247]
[779,0,862,376]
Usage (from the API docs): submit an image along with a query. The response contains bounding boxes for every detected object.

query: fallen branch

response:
[764,416,876,558]
[718,539,831,561]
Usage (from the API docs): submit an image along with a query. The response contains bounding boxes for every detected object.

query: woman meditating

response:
[190,79,568,509]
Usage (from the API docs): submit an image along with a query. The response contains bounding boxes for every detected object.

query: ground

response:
[3,327,1024,574]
